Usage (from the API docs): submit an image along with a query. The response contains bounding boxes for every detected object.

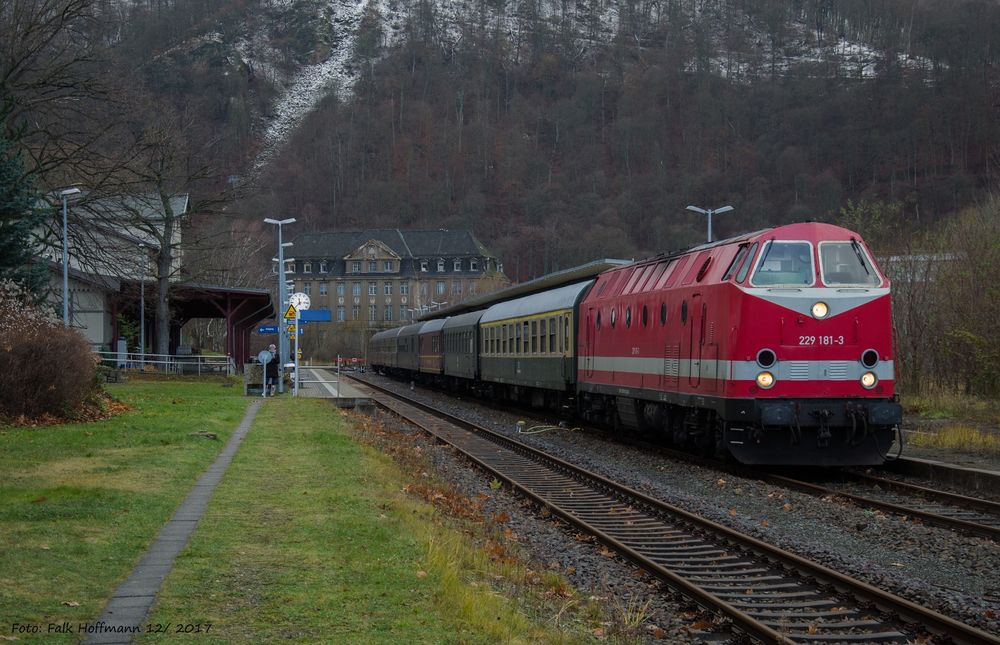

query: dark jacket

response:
[265,353,280,379]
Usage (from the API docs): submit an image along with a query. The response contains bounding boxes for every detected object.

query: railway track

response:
[345,375,1000,644]
[759,470,1000,542]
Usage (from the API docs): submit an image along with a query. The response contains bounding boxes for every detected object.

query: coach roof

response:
[480,281,594,324]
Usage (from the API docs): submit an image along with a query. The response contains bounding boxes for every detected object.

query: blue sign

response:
[299,309,332,322]
[258,325,279,334]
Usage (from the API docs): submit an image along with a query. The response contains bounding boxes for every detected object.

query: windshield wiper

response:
[850,238,871,276]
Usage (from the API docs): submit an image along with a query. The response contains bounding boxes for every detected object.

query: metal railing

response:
[95,351,236,376]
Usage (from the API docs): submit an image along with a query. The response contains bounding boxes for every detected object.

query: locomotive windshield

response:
[749,241,814,286]
[819,241,882,286]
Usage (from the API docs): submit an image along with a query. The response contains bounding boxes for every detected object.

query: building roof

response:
[291,229,492,259]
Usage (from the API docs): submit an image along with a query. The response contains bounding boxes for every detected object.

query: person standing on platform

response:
[265,343,280,395]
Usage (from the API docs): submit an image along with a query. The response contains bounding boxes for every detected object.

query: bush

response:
[0,280,98,418]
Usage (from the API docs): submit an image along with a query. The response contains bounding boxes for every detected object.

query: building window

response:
[400,282,409,295]
[367,260,377,272]
[436,281,446,295]
[352,282,361,296]
[319,260,328,273]
[384,281,392,295]
[400,305,406,320]
[337,283,345,296]
[368,281,377,296]
[384,305,392,321]
[352,306,359,319]
[369,304,377,321]
[303,261,312,274]
[421,283,429,298]
[470,282,477,295]
[437,259,445,272]
[470,258,479,271]
[285,260,295,274]
[453,259,462,271]
[420,260,428,272]
[303,282,312,295]
[452,280,462,295]
[352,261,361,273]
[383,260,393,271]
[319,282,328,295]
[336,305,345,321]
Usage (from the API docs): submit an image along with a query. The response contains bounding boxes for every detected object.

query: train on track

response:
[369,222,902,466]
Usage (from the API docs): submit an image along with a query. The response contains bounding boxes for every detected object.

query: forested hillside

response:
[247,0,1000,279]
[4,0,1000,282]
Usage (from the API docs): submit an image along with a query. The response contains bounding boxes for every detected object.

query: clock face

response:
[289,292,311,310]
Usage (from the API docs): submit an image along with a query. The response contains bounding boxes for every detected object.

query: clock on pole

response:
[289,292,311,310]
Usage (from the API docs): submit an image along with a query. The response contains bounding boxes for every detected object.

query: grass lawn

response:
[0,379,250,641]
[140,398,601,644]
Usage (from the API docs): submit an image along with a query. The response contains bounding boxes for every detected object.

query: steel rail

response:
[346,376,1000,645]
[759,471,1000,542]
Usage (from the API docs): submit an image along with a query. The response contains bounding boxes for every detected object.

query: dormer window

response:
[383,260,393,272]
[470,258,479,271]
[352,261,361,273]
[319,261,328,273]
[420,260,428,272]
[453,259,462,271]
[271,262,278,275]
[437,259,445,272]
[368,260,377,272]
[303,261,312,274]
[285,260,295,274]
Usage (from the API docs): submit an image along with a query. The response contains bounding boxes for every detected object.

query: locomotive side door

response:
[687,294,703,388]
[584,308,595,377]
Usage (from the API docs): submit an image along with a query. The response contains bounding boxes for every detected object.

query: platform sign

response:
[258,325,278,334]
[283,304,296,319]
[299,308,332,322]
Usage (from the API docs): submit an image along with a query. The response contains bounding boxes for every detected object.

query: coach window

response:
[642,304,649,327]
[625,306,632,328]
[596,311,602,331]
[660,303,667,326]
[610,307,617,328]
[530,320,538,354]
[565,316,571,351]
[549,318,556,353]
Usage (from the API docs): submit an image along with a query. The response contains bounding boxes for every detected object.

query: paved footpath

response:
[84,400,262,644]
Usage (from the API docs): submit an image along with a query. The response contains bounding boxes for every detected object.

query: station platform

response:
[292,367,373,408]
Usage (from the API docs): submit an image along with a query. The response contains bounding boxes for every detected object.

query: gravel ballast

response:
[353,374,1000,638]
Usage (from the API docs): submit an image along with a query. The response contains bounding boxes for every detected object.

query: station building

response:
[284,229,510,329]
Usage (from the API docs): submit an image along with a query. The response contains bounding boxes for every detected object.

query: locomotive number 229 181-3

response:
[799,335,845,346]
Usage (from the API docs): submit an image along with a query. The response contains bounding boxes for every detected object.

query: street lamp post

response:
[686,204,734,243]
[138,243,147,368]
[264,217,296,393]
[59,187,81,327]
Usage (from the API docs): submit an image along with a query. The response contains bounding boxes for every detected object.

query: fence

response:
[95,351,236,376]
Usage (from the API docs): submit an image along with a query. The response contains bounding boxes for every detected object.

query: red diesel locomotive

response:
[370,222,902,466]
[576,222,901,465]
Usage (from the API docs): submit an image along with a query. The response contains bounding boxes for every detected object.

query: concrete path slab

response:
[83,399,262,644]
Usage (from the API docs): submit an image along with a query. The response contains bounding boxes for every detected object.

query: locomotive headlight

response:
[811,301,829,319]
[860,371,878,389]
[756,371,775,389]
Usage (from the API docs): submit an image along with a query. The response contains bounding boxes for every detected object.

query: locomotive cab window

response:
[819,241,882,287]
[750,241,814,287]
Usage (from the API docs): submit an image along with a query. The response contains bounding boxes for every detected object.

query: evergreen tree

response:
[0,133,46,300]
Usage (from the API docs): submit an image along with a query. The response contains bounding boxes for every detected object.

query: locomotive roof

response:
[480,280,595,323]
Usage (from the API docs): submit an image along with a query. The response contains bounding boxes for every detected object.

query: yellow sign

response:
[286,324,295,333]
[288,334,296,341]
[284,304,296,319]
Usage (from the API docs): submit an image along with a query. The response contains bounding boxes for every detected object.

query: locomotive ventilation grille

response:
[787,361,810,380]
